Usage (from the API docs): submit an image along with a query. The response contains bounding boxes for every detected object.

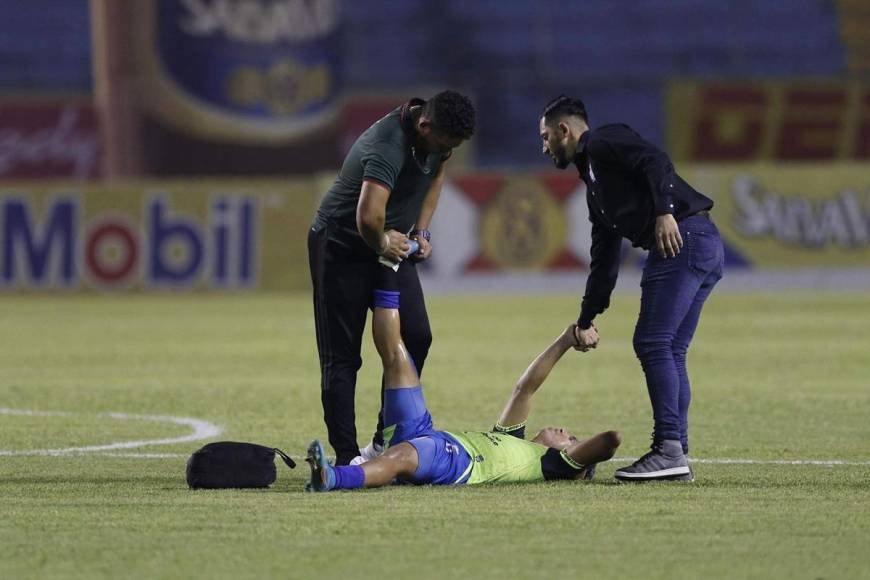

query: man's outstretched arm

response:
[496,325,579,431]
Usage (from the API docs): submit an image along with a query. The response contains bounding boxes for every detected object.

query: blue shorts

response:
[383,387,472,485]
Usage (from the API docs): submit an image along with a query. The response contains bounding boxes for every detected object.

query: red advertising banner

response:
[667,80,870,162]
[0,99,101,179]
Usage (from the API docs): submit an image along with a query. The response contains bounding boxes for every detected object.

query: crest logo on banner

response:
[452,175,586,272]
[135,0,342,143]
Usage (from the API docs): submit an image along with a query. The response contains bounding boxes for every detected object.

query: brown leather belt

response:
[694,210,711,219]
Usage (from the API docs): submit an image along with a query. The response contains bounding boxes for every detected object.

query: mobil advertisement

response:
[0,181,318,292]
[685,164,870,268]
[133,0,342,143]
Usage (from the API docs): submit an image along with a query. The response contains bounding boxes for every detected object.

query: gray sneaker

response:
[614,439,691,482]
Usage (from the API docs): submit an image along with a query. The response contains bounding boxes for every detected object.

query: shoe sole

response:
[614,465,691,482]
[305,440,328,492]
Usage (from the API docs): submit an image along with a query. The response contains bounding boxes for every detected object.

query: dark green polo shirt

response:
[313,99,443,248]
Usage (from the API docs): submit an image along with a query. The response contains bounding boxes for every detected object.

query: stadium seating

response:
[0,0,91,89]
[341,1,845,165]
[0,0,848,166]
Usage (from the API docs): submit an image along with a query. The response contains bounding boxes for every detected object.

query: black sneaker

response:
[614,439,691,482]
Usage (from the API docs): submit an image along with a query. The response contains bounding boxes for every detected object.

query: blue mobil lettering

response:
[0,195,257,290]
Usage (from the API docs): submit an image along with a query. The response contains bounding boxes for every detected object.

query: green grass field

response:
[1,292,869,579]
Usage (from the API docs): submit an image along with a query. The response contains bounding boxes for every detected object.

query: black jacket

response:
[573,124,713,328]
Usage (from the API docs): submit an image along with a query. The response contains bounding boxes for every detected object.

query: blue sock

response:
[332,465,365,490]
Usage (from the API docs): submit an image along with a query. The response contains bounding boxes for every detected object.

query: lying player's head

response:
[417,90,476,155]
[539,95,589,169]
[532,426,578,450]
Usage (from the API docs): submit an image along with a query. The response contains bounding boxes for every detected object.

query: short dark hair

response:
[541,95,589,125]
[423,90,476,139]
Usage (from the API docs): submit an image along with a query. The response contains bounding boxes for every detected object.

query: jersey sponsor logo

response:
[0,195,257,290]
[481,432,503,446]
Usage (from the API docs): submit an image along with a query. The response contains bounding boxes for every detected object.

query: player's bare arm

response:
[496,325,579,429]
[357,180,410,262]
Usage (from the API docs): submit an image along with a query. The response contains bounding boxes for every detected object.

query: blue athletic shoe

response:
[305,440,336,492]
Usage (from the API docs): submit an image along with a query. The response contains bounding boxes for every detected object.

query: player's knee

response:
[385,442,419,477]
[376,343,404,370]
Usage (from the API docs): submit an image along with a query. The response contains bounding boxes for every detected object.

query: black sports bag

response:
[186,441,296,489]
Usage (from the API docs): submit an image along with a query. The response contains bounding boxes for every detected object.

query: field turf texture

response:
[1,293,869,579]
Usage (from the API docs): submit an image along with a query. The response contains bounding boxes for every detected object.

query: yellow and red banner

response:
[683,164,870,268]
[2,166,868,293]
[668,80,870,162]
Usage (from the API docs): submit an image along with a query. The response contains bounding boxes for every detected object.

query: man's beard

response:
[552,153,570,170]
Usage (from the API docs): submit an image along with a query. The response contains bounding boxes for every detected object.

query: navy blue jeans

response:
[632,214,724,453]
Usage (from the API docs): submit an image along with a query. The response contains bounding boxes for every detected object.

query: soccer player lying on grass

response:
[305,291,622,491]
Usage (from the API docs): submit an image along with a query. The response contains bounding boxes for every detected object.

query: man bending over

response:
[305,275,621,491]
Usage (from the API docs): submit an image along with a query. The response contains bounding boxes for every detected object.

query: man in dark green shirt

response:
[309,90,475,465]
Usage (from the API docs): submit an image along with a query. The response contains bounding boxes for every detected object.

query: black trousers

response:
[308,224,432,465]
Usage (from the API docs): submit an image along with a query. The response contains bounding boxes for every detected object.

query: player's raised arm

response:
[495,325,579,433]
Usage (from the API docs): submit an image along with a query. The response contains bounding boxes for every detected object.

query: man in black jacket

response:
[539,95,724,482]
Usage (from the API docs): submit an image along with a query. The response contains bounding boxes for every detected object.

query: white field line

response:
[95,452,189,458]
[1,408,866,466]
[609,456,870,466]
[0,408,222,457]
[32,454,870,466]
